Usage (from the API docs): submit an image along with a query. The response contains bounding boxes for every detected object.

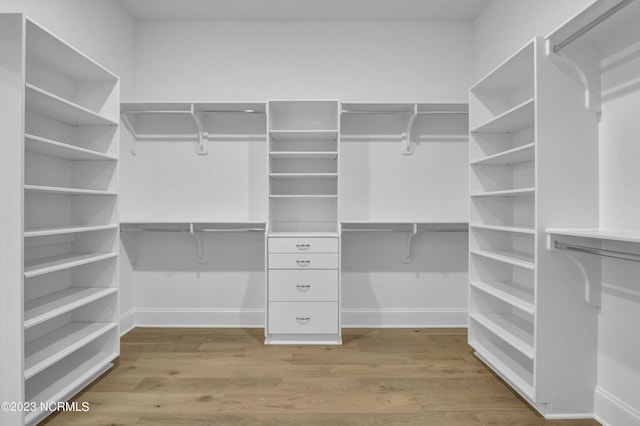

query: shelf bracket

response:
[190,223,208,263]
[546,38,602,117]
[402,223,419,263]
[547,235,601,306]
[120,113,138,156]
[120,230,137,265]
[190,105,208,155]
[402,104,418,156]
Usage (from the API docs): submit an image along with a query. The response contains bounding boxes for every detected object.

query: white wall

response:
[133,20,474,102]
[474,1,640,423]
[473,0,593,78]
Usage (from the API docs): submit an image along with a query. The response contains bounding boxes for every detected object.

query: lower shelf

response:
[25,351,116,425]
[470,313,534,359]
[469,338,534,399]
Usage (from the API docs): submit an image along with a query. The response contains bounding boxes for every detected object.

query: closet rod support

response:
[190,223,208,263]
[402,105,418,156]
[191,105,208,155]
[402,223,419,263]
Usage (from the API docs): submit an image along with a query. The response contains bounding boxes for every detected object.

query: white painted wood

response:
[24,322,116,379]
[268,237,338,253]
[268,253,339,269]
[25,287,118,329]
[24,184,117,196]
[24,224,118,238]
[25,84,118,126]
[471,98,535,133]
[471,249,535,270]
[547,228,640,244]
[470,143,535,165]
[470,281,535,315]
[268,270,339,302]
[471,188,535,197]
[470,313,535,359]
[267,302,339,334]
[471,224,535,235]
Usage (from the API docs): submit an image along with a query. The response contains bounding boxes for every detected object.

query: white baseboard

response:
[119,309,136,335]
[342,308,467,328]
[595,386,640,426]
[120,308,467,330]
[131,308,265,328]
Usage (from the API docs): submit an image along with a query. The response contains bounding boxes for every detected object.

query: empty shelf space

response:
[471,249,535,270]
[471,143,535,165]
[24,322,117,379]
[269,151,338,160]
[269,130,338,141]
[471,313,534,360]
[270,173,338,179]
[470,223,535,235]
[471,99,535,134]
[24,252,118,278]
[471,281,535,315]
[25,84,117,126]
[25,351,116,425]
[24,288,118,329]
[471,188,535,197]
[470,339,534,399]
[546,228,640,244]
[25,134,116,161]
[24,224,118,238]
[24,185,117,196]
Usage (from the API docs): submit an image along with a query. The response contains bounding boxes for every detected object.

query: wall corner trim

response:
[595,386,640,426]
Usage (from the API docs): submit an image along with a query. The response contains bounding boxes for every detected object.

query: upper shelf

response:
[26,84,118,127]
[341,221,468,232]
[546,228,640,244]
[471,41,535,94]
[120,221,267,233]
[26,19,117,83]
[546,0,640,54]
[269,130,338,141]
[471,99,535,134]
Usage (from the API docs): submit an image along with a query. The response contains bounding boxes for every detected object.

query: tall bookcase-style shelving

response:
[468,37,599,417]
[266,100,342,345]
[0,14,120,426]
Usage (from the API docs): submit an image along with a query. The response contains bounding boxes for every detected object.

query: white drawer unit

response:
[268,302,339,334]
[269,270,339,302]
[268,253,339,269]
[269,237,339,253]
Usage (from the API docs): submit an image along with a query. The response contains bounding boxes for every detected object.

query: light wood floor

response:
[44,328,599,425]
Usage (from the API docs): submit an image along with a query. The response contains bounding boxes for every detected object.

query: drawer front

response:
[268,302,338,334]
[269,270,339,302]
[268,253,338,270]
[269,237,338,253]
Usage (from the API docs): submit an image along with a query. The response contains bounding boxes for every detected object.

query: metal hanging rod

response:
[552,0,634,53]
[121,110,264,115]
[554,240,640,263]
[341,110,468,115]
[121,227,265,233]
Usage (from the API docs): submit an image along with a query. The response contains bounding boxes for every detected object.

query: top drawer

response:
[269,237,338,253]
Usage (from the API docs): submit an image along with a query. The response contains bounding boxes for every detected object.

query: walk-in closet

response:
[1,0,639,425]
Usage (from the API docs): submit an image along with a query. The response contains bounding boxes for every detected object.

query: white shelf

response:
[25,322,116,379]
[471,313,534,360]
[270,195,338,199]
[471,41,534,93]
[471,188,535,197]
[471,281,535,315]
[24,252,118,279]
[25,134,116,161]
[268,231,340,238]
[546,228,640,244]
[471,143,535,165]
[24,224,118,238]
[25,351,116,424]
[270,173,338,179]
[269,130,338,141]
[25,83,117,126]
[470,223,535,235]
[24,184,117,196]
[471,249,535,270]
[470,339,534,399]
[24,288,118,329]
[269,151,338,160]
[471,98,535,134]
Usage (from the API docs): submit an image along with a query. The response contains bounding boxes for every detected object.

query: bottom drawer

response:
[268,302,338,335]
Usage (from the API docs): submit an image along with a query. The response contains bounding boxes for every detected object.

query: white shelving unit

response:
[266,100,342,345]
[469,36,600,417]
[0,14,120,426]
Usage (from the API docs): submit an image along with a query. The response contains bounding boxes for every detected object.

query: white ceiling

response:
[118,0,490,21]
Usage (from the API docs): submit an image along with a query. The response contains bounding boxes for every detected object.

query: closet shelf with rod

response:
[342,221,468,263]
[341,102,469,155]
[120,102,266,155]
[120,221,267,264]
